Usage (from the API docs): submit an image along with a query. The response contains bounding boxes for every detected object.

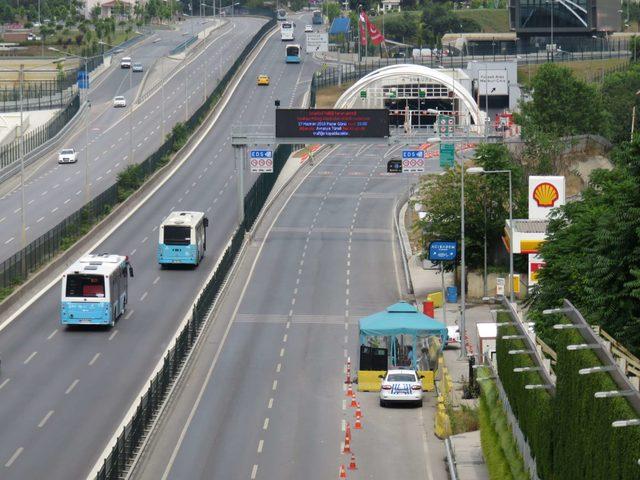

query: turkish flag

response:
[358,12,367,46]
[362,12,385,46]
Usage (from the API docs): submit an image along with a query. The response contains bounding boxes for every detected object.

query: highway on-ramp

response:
[131,143,447,479]
[0,17,317,480]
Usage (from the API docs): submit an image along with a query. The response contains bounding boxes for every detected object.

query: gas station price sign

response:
[275,109,389,138]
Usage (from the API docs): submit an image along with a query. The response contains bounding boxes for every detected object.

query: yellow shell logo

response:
[533,182,559,207]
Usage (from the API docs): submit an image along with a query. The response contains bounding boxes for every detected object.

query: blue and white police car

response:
[379,369,424,407]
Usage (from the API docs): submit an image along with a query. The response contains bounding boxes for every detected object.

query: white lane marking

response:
[4,237,14,245]
[75,190,81,195]
[276,363,281,373]
[290,298,295,306]
[251,465,258,480]
[141,236,148,243]
[23,351,37,364]
[36,216,45,223]
[108,329,118,341]
[96,176,103,182]
[257,439,264,453]
[53,184,60,189]
[280,348,285,357]
[125,309,134,320]
[88,353,101,366]
[64,198,71,204]
[5,447,24,467]
[272,380,277,391]
[65,379,79,395]
[153,276,160,285]
[107,169,112,175]
[51,207,58,213]
[342,399,346,410]
[140,291,148,301]
[47,329,58,340]
[0,216,5,223]
[27,200,34,205]
[41,191,48,196]
[263,418,269,430]
[268,398,274,409]
[130,249,137,256]
[38,410,54,428]
[285,321,290,329]
[282,334,287,343]
[13,208,20,213]
[0,378,10,390]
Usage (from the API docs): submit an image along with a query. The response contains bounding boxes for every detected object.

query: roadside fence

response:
[0,94,80,172]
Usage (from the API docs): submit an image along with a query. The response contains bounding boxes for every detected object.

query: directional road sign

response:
[428,241,457,261]
[305,32,329,53]
[401,150,425,173]
[250,149,273,173]
[439,143,455,168]
[77,70,89,89]
[437,114,454,137]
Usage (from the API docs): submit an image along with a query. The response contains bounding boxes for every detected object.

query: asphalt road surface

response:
[0,17,263,261]
[0,16,318,480]
[132,143,446,480]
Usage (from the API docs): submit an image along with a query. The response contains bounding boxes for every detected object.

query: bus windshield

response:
[65,274,106,298]
[164,225,191,245]
[286,45,299,56]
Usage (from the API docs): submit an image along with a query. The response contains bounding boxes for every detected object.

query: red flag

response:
[358,12,367,46]
[362,12,385,46]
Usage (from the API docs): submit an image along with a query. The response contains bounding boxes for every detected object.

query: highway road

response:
[0,16,318,480]
[131,143,446,480]
[0,16,265,262]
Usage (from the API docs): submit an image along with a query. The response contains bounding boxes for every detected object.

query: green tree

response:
[325,2,341,24]
[413,144,526,271]
[516,63,607,139]
[529,139,640,356]
[600,63,640,144]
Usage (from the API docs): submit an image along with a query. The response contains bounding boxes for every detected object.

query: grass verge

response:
[518,58,629,85]
[453,9,510,33]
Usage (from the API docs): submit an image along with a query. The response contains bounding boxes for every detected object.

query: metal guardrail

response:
[0,94,79,173]
[169,35,197,56]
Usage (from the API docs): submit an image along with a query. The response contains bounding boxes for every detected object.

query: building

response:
[509,0,621,39]
[379,0,401,13]
[83,0,137,19]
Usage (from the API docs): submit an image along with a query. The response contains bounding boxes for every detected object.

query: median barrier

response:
[357,370,384,392]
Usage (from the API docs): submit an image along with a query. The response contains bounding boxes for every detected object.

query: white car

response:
[445,325,461,348]
[58,148,77,164]
[304,24,313,32]
[113,96,127,108]
[379,369,423,407]
[132,63,143,72]
[120,56,132,68]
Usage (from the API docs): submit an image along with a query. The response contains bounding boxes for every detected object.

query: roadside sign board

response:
[439,143,455,168]
[305,32,329,53]
[77,70,89,89]
[401,150,425,173]
[437,114,454,137]
[496,277,505,296]
[428,241,457,261]
[250,149,273,173]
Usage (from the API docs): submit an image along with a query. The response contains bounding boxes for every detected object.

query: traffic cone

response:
[345,421,351,441]
[350,392,358,408]
[339,464,348,478]
[355,407,362,420]
[346,383,353,397]
[354,417,362,430]
[343,431,351,454]
[348,454,358,470]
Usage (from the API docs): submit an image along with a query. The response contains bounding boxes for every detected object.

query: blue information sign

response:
[77,71,89,89]
[402,150,424,159]
[250,149,272,159]
[429,241,457,261]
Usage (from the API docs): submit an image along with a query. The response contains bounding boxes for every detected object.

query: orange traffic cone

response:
[339,464,348,478]
[345,421,351,441]
[343,432,351,454]
[350,392,358,408]
[354,417,362,430]
[355,407,362,420]
[348,454,358,470]
[346,383,353,397]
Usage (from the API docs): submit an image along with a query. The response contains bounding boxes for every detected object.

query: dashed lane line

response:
[65,379,79,395]
[37,410,54,428]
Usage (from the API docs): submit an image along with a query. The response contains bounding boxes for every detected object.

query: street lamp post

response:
[129,65,134,164]
[18,64,26,260]
[467,167,515,303]
[630,90,640,140]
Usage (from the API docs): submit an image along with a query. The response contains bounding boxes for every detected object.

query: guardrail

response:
[169,35,197,56]
[0,94,79,173]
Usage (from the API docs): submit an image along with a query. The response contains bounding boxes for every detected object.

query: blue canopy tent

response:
[358,302,448,370]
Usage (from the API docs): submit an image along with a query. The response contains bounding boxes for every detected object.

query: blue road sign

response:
[77,71,89,89]
[250,149,272,159]
[402,150,424,159]
[429,241,457,261]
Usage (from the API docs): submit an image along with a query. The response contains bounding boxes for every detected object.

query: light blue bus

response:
[157,211,208,267]
[60,254,134,327]
[285,44,301,63]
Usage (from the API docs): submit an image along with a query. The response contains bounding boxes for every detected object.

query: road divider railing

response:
[0,16,277,301]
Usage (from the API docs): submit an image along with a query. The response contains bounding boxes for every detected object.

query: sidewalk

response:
[399,198,492,480]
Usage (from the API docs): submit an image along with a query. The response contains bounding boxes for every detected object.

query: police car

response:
[379,369,424,407]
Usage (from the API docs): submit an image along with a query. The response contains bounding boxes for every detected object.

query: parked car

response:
[113,96,127,108]
[58,148,77,164]
[132,63,143,72]
[379,369,424,407]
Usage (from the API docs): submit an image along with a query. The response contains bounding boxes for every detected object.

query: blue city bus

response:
[157,211,208,266]
[285,44,301,63]
[60,254,134,327]
[277,8,287,21]
[312,10,323,25]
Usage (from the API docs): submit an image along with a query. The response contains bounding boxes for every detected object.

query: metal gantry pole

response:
[129,66,134,164]
[508,170,514,303]
[459,147,466,359]
[19,64,27,262]
[84,58,91,203]
[184,60,189,122]
[235,146,244,227]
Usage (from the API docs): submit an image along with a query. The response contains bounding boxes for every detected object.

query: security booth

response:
[357,302,448,392]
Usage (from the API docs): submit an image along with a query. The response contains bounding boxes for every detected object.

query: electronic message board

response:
[275,109,389,138]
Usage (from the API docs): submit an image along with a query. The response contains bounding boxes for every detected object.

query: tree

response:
[516,63,608,139]
[600,63,640,144]
[529,139,640,356]
[325,2,341,24]
[413,144,526,271]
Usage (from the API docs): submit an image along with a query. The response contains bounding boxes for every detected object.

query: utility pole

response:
[19,64,27,276]
[129,66,134,164]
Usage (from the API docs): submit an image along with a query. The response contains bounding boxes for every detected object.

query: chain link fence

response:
[0,93,80,171]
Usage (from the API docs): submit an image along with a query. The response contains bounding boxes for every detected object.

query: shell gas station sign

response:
[529,176,565,220]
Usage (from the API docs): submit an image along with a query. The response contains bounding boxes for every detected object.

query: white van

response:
[120,56,132,68]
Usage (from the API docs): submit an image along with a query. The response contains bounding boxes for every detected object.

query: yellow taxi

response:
[257,74,270,86]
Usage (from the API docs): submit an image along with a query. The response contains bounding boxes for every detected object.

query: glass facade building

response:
[509,0,621,36]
